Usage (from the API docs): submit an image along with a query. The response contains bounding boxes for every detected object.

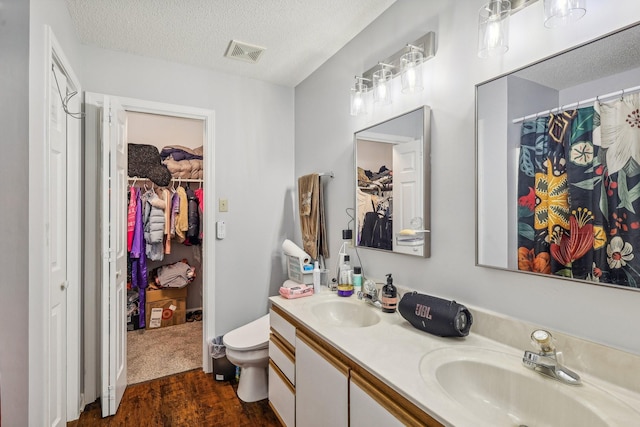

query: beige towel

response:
[298,174,329,260]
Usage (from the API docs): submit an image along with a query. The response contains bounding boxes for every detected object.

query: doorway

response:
[83,94,216,417]
[125,111,206,385]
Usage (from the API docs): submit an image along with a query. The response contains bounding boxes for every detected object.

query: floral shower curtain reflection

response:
[517,93,640,287]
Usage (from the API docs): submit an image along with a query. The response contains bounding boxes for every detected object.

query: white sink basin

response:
[311,300,380,327]
[419,346,640,427]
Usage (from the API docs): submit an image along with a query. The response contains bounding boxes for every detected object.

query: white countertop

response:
[269,288,640,427]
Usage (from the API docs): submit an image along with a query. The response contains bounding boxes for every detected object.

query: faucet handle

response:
[531,329,556,354]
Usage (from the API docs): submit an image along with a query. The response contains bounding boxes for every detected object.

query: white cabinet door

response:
[350,376,405,427]
[295,332,348,427]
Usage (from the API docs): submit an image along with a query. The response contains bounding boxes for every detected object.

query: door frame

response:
[83,95,216,410]
[29,26,83,424]
[119,96,216,371]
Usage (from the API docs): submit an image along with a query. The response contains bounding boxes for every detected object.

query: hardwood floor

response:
[68,369,282,427]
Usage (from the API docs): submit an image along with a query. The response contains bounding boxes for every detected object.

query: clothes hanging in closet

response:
[142,188,166,261]
[185,187,200,245]
[129,189,148,329]
[174,186,189,243]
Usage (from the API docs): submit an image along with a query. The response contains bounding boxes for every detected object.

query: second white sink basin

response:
[311,300,380,328]
[419,346,640,427]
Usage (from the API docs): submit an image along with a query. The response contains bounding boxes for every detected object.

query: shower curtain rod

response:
[512,83,640,124]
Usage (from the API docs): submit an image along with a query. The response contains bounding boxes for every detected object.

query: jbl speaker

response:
[398,292,473,337]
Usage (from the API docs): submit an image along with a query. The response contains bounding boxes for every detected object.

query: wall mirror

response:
[476,22,640,290]
[355,106,431,257]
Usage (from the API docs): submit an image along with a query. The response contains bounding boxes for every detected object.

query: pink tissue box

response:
[279,284,314,299]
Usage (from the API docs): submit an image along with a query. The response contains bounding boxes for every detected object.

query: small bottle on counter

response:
[381,273,397,313]
[337,255,353,297]
[352,266,362,295]
[313,261,321,294]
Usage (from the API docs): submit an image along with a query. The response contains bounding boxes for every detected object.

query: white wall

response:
[295,0,640,355]
[79,46,295,336]
[1,1,30,425]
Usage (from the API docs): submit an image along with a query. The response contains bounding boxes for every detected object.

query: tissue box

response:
[286,255,313,284]
[145,287,187,329]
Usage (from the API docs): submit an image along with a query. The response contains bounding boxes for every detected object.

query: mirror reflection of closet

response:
[125,111,205,383]
[476,22,640,291]
[354,106,431,257]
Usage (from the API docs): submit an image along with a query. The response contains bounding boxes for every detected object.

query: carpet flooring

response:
[127,321,203,385]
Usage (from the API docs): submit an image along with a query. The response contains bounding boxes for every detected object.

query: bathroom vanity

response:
[268,289,640,426]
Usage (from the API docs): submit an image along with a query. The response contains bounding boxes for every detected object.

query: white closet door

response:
[48,61,68,427]
[100,96,128,417]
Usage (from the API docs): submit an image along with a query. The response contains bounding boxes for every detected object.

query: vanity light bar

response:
[361,32,436,84]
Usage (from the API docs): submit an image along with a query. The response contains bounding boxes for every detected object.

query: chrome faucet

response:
[357,280,382,309]
[522,329,581,385]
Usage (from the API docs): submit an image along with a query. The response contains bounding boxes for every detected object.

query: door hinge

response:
[103,249,114,261]
[108,107,113,125]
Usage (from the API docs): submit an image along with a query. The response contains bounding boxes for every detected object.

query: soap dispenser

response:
[381,273,397,313]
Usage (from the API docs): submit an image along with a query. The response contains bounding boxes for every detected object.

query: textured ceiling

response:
[515,24,640,90]
[65,0,397,87]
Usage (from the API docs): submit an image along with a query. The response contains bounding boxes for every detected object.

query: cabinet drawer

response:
[270,334,295,386]
[270,307,296,349]
[269,361,295,427]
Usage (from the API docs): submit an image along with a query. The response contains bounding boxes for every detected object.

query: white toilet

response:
[223,313,270,402]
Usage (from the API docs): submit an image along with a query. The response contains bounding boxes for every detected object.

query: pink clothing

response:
[195,187,204,239]
[127,187,137,252]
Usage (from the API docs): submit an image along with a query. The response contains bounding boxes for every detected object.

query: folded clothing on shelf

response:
[279,284,313,299]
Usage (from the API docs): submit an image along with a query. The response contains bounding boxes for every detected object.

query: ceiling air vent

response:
[224,40,266,64]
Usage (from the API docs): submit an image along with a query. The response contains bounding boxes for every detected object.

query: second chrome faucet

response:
[522,329,581,385]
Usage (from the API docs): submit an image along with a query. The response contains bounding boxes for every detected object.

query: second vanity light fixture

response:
[478,0,587,58]
[350,31,436,116]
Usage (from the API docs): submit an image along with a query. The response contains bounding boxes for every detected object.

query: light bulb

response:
[485,19,501,50]
[406,66,416,89]
[373,67,392,105]
[350,79,368,116]
[400,50,423,93]
[377,81,387,100]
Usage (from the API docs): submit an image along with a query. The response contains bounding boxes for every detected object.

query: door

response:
[393,139,424,256]
[48,61,68,427]
[100,96,128,417]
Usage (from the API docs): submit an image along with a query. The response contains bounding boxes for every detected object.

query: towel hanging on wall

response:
[298,173,329,260]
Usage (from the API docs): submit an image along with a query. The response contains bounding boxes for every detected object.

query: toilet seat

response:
[223,314,270,351]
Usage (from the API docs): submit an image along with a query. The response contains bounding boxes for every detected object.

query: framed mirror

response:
[476,22,640,290]
[355,106,431,257]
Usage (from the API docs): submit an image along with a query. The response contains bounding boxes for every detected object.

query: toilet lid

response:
[223,314,270,351]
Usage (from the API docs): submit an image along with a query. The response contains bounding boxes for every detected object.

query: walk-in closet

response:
[125,111,205,384]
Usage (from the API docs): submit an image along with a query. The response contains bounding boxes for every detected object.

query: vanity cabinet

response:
[269,303,442,427]
[295,331,349,427]
[269,307,296,427]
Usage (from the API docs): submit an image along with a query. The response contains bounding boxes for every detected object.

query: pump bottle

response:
[381,273,397,313]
